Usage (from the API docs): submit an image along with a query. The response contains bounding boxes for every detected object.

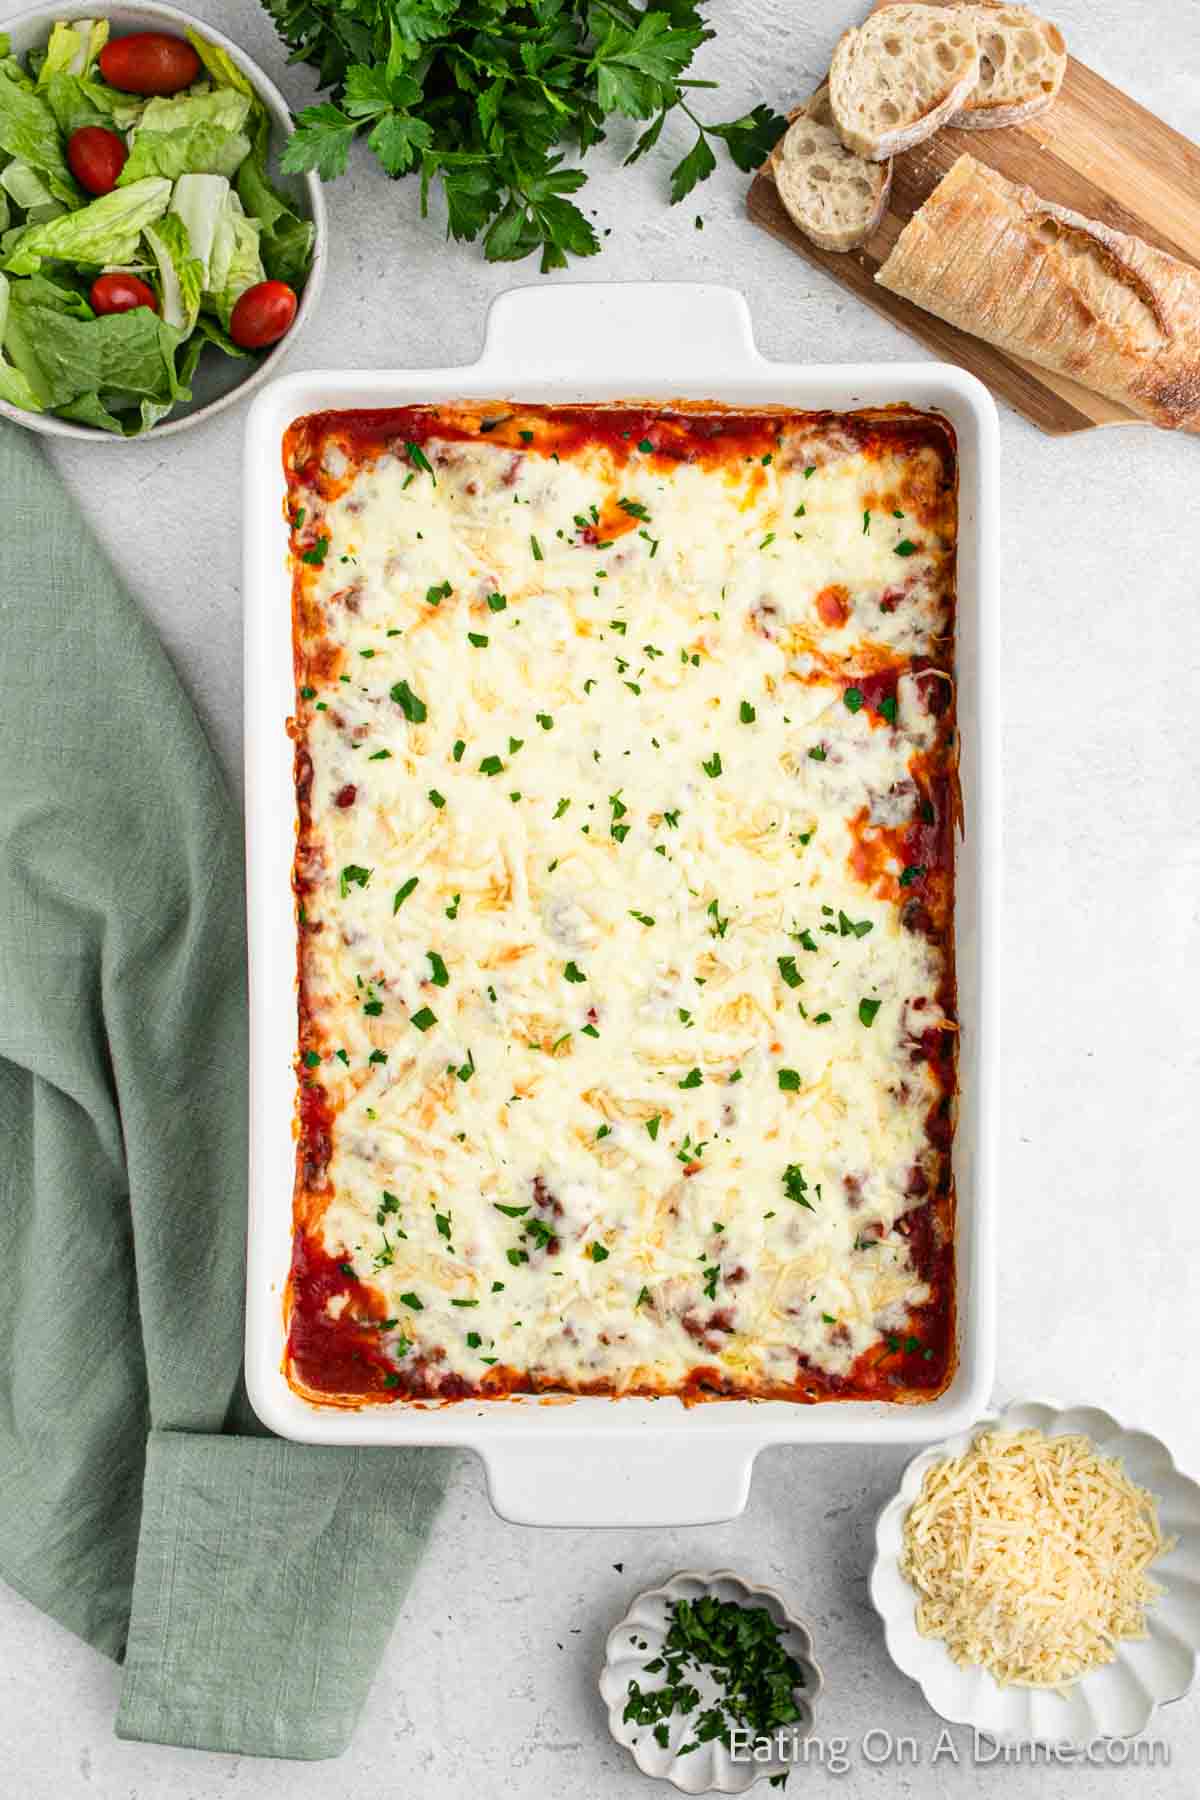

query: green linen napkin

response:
[0,421,449,1759]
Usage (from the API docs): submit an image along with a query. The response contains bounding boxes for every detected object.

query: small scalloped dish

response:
[870,1398,1200,1743]
[599,1570,823,1794]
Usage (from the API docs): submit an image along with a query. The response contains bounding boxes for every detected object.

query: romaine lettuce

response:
[144,212,203,333]
[36,19,108,85]
[3,275,183,408]
[0,159,64,222]
[207,189,263,325]
[184,28,255,101]
[119,88,254,185]
[167,173,228,284]
[2,176,171,275]
[0,63,79,204]
[236,108,314,286]
[0,269,43,410]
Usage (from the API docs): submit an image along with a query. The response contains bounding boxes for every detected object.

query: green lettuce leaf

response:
[57,388,128,433]
[193,312,252,358]
[36,18,108,85]
[236,108,313,285]
[0,64,79,204]
[2,176,171,274]
[3,277,182,408]
[42,70,145,136]
[0,158,64,221]
[118,88,253,184]
[144,212,203,332]
[0,270,43,410]
[207,191,263,328]
[184,28,255,100]
[168,172,229,283]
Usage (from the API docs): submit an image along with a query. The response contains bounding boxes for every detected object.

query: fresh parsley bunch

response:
[269,0,785,269]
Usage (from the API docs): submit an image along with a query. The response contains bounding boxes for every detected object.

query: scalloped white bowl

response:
[599,1570,823,1794]
[871,1398,1200,1744]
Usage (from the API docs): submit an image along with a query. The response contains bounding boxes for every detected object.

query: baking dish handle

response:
[475,281,764,384]
[479,1437,758,1528]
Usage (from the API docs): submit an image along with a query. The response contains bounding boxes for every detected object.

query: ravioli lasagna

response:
[283,403,958,1405]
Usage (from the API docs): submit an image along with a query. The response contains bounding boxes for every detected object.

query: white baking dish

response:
[243,283,999,1528]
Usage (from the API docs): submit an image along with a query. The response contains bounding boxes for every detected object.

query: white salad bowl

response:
[600,1570,823,1794]
[0,0,325,439]
[870,1397,1200,1744]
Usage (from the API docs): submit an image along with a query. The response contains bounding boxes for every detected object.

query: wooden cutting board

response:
[746,2,1200,434]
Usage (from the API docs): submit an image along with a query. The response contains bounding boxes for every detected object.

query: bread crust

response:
[830,4,981,160]
[769,84,893,252]
[949,3,1067,129]
[876,153,1200,430]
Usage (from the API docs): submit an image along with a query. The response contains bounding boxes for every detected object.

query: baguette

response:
[829,4,980,160]
[876,154,1200,431]
[951,3,1067,129]
[769,84,893,252]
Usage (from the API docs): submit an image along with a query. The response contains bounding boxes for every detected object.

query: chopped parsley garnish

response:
[858,997,882,1027]
[391,679,427,722]
[452,739,465,762]
[629,910,655,927]
[808,744,826,762]
[467,631,489,648]
[618,498,651,521]
[777,1068,801,1091]
[563,961,587,983]
[622,1594,807,1756]
[479,754,504,776]
[530,534,543,561]
[783,1163,814,1210]
[399,1290,424,1310]
[536,713,554,730]
[899,863,927,887]
[428,788,446,808]
[880,694,898,724]
[777,955,802,989]
[844,686,863,713]
[895,539,918,557]
[839,910,873,938]
[862,510,871,534]
[486,591,508,611]
[701,752,722,778]
[339,864,372,897]
[425,580,452,606]
[302,1049,320,1069]
[300,536,329,565]
[588,1242,610,1262]
[405,442,435,482]
[410,1006,437,1032]
[553,796,571,818]
[678,1067,703,1089]
[637,438,654,454]
[739,701,756,724]
[646,1116,661,1141]
[392,876,418,912]
[427,950,449,987]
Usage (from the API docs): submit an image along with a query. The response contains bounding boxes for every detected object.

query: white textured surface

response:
[2,0,1199,1792]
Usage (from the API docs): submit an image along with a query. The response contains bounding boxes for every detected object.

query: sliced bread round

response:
[829,3,981,160]
[950,4,1067,129]
[770,84,893,252]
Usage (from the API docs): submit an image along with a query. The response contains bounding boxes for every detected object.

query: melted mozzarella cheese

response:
[292,416,954,1395]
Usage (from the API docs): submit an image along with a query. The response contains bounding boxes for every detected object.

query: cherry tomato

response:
[229,280,298,350]
[98,31,200,96]
[90,273,158,316]
[67,126,128,196]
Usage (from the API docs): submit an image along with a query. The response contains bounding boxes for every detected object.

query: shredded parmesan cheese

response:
[901,1428,1174,1690]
